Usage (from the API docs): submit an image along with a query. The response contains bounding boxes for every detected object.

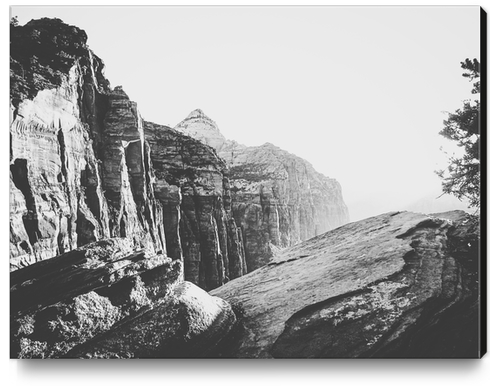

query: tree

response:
[10,16,19,26]
[437,58,480,209]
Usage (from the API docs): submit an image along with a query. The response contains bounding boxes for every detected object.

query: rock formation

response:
[144,121,246,290]
[10,17,349,288]
[175,110,349,271]
[9,18,245,290]
[10,239,236,358]
[10,17,163,270]
[211,210,480,358]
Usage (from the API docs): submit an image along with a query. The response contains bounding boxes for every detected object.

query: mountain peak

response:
[186,109,209,120]
[174,109,227,152]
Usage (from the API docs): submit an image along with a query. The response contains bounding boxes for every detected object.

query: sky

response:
[9,4,481,221]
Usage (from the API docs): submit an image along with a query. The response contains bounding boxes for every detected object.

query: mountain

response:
[175,109,350,271]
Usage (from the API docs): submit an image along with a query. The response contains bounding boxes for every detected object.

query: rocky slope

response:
[11,210,480,358]
[211,210,480,358]
[10,239,236,358]
[175,110,349,271]
[9,18,245,290]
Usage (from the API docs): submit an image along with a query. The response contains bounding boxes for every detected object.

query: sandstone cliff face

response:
[10,240,236,358]
[10,18,244,290]
[10,18,112,269]
[175,110,350,271]
[144,121,246,290]
[10,19,165,270]
[211,210,480,358]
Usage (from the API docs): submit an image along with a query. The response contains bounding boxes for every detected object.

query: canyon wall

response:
[10,17,347,289]
[144,121,246,289]
[175,109,350,271]
[9,18,245,290]
[10,18,164,270]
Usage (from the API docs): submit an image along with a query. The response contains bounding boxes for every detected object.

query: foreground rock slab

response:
[10,239,236,358]
[211,210,480,358]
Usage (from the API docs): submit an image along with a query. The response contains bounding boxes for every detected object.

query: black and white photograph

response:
[8,3,484,364]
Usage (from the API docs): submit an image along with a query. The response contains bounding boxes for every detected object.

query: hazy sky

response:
[10,5,480,221]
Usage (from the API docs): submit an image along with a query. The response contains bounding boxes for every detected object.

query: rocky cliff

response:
[211,210,480,358]
[10,18,165,269]
[175,110,350,271]
[144,121,246,289]
[9,18,245,290]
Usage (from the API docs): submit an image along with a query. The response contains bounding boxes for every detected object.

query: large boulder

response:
[211,210,480,358]
[10,238,236,358]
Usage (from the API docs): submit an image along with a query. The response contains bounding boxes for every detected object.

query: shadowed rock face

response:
[145,122,247,290]
[211,210,480,358]
[175,110,349,272]
[10,239,236,358]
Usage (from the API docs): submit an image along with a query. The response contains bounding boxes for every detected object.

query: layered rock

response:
[10,239,236,358]
[9,18,155,269]
[98,87,165,254]
[10,18,244,291]
[10,18,113,269]
[175,110,350,271]
[145,121,247,290]
[211,210,480,358]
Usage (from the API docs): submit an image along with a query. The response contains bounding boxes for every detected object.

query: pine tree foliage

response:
[437,58,480,209]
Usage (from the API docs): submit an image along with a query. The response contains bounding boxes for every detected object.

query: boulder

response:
[211,210,480,358]
[69,282,236,358]
[10,238,236,358]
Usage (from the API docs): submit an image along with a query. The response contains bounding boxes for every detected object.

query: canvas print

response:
[9,6,483,358]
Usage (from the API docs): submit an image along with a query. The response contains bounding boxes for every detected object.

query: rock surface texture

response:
[211,210,480,358]
[175,110,350,271]
[10,239,236,358]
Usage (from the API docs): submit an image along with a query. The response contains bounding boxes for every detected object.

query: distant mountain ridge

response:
[174,109,350,271]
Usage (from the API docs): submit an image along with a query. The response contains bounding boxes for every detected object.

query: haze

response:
[11,5,480,221]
